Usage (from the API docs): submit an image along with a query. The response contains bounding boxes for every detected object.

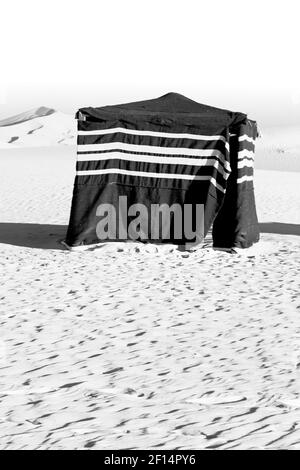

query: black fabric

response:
[212,121,260,248]
[75,92,258,150]
[66,183,219,246]
[66,93,259,248]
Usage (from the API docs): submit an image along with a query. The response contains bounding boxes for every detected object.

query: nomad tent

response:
[65,93,259,249]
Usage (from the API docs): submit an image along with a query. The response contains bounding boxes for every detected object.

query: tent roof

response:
[77,92,255,132]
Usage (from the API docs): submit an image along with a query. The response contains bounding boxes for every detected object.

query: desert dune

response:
[0,108,75,148]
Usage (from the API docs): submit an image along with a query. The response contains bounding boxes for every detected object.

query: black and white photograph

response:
[0,0,299,453]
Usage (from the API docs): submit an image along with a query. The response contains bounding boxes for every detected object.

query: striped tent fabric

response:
[65,93,259,248]
[212,120,259,248]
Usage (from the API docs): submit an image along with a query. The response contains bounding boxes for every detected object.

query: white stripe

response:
[237,175,253,184]
[78,142,227,159]
[76,168,226,193]
[237,149,254,160]
[78,126,229,147]
[238,135,255,144]
[237,158,254,169]
[77,151,231,174]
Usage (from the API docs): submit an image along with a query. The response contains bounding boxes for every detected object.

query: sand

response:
[0,109,75,148]
[0,146,300,450]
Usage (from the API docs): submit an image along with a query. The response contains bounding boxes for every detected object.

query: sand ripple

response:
[0,235,299,449]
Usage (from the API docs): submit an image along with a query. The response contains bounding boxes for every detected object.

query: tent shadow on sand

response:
[259,222,300,237]
[0,222,299,250]
[0,223,67,250]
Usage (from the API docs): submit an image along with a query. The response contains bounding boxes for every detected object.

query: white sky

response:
[1,0,300,127]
